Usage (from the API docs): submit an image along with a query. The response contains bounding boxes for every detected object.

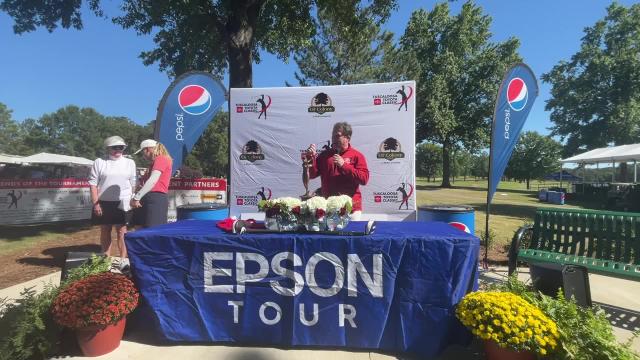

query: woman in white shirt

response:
[88,136,136,269]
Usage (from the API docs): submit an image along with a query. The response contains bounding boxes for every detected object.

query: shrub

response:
[51,272,138,329]
[456,291,560,356]
[488,275,640,360]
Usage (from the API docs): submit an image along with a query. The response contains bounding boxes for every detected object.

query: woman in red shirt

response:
[131,139,173,227]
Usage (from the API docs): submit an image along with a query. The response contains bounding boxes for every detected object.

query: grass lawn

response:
[0,221,93,255]
[416,178,593,251]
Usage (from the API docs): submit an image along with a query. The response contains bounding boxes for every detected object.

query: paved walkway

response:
[1,267,637,359]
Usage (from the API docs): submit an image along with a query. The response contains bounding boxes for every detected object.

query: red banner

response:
[0,178,89,189]
[169,178,226,191]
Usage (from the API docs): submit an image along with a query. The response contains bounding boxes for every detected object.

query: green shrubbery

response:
[488,276,640,360]
[0,255,110,360]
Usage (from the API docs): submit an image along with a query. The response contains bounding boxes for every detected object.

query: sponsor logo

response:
[372,183,414,210]
[308,93,335,115]
[235,187,271,207]
[449,222,471,234]
[239,140,265,163]
[507,77,528,111]
[178,85,212,115]
[372,85,413,111]
[376,137,405,161]
[235,94,272,119]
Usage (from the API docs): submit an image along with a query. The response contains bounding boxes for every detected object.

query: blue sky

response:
[0,1,634,136]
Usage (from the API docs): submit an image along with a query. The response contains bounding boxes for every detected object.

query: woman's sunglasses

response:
[109,145,125,151]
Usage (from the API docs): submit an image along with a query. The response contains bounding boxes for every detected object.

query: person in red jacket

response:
[306,122,369,220]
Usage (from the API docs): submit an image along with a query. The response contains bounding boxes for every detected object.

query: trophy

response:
[301,150,314,200]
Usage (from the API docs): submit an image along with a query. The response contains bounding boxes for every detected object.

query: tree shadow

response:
[16,244,101,268]
[0,220,93,242]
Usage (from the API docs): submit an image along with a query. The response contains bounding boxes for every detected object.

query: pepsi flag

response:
[488,64,538,202]
[155,72,226,174]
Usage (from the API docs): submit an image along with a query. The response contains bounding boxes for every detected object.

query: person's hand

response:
[333,154,345,167]
[93,203,102,216]
[130,199,142,209]
[306,144,317,158]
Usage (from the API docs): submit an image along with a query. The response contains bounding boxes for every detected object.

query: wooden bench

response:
[508,207,640,281]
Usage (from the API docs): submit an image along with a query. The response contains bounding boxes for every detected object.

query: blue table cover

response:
[125,220,479,358]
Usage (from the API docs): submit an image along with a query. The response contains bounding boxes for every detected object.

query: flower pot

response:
[484,340,535,360]
[75,316,126,357]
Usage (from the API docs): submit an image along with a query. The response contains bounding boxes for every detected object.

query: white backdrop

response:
[230,82,416,221]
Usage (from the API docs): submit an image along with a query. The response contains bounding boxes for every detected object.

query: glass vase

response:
[337,214,350,230]
[278,214,298,231]
[265,216,279,231]
[325,213,341,231]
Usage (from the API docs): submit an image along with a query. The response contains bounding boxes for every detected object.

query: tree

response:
[19,106,151,160]
[470,152,489,179]
[504,131,562,189]
[542,3,640,157]
[400,2,520,187]
[415,142,441,182]
[0,102,21,154]
[2,0,397,88]
[292,1,411,86]
[188,111,229,178]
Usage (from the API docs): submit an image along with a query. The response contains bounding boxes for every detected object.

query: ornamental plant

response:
[326,195,352,216]
[303,196,328,219]
[456,291,560,356]
[258,197,302,218]
[51,272,139,330]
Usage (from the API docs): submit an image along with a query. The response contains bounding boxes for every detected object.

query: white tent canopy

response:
[561,144,640,164]
[0,153,25,164]
[18,152,93,167]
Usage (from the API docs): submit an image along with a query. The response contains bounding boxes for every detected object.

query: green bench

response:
[508,207,640,281]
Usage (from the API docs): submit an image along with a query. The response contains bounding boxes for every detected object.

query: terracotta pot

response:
[75,317,126,357]
[484,340,536,360]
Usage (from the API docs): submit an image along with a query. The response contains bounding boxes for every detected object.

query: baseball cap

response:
[104,136,126,148]
[134,139,158,154]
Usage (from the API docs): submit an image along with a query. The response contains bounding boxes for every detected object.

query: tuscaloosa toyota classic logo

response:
[373,183,414,210]
[236,186,272,207]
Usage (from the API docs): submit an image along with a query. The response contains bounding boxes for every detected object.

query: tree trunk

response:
[526,178,530,190]
[441,140,452,188]
[226,1,261,88]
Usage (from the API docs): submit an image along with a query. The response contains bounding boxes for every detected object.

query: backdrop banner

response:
[155,71,227,174]
[488,64,539,202]
[229,82,416,221]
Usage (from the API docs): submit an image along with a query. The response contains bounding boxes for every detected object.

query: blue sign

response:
[125,220,479,358]
[154,71,226,174]
[488,63,539,202]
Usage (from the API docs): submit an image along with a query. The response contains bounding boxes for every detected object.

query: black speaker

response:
[61,252,103,283]
[529,262,592,307]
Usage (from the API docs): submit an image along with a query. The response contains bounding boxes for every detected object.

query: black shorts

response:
[91,200,132,226]
[132,192,168,228]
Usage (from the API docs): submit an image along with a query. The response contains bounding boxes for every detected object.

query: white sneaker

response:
[110,257,123,274]
[119,258,130,271]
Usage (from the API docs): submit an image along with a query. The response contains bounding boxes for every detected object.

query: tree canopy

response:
[400,2,520,187]
[292,1,410,86]
[1,0,397,87]
[542,3,640,157]
[0,103,21,154]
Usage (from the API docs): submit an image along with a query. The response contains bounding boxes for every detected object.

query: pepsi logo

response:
[449,222,471,234]
[179,85,212,115]
[506,78,527,111]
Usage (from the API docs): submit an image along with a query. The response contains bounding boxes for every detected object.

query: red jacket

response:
[309,145,369,212]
